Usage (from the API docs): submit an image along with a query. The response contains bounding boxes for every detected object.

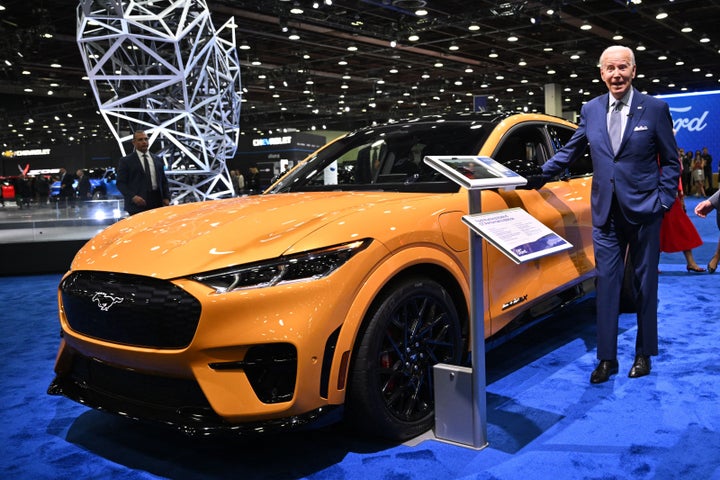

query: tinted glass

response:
[269,120,492,193]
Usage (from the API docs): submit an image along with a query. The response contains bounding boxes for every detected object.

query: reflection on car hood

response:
[71,191,444,278]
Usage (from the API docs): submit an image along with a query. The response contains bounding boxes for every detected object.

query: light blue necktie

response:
[608,100,623,154]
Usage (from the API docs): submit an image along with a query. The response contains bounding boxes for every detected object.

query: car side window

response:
[547,125,593,176]
[493,125,548,167]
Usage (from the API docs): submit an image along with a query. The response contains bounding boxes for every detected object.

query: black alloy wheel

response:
[346,276,463,440]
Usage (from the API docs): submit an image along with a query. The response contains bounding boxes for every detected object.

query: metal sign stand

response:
[424,156,528,450]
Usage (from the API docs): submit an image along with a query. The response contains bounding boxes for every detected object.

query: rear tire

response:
[346,276,463,440]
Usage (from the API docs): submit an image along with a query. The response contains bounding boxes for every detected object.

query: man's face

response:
[600,48,636,100]
[132,132,150,153]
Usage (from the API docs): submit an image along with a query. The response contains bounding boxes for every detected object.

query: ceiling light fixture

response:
[507,34,518,42]
[468,23,480,31]
[681,24,693,33]
[408,33,420,42]
[415,8,428,16]
[449,42,459,51]
[488,50,498,58]
[290,3,304,15]
[613,31,623,41]
[700,35,710,43]
[580,21,592,31]
[655,10,668,20]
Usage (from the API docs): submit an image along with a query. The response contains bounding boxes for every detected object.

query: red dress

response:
[660,195,702,252]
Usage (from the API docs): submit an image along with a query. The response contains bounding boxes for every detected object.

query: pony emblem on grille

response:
[92,292,124,312]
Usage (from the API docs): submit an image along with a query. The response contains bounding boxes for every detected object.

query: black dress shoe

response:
[628,355,651,378]
[590,360,619,384]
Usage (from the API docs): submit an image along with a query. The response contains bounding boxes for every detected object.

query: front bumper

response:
[47,348,341,437]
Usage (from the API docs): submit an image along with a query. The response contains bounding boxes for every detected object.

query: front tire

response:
[346,276,463,440]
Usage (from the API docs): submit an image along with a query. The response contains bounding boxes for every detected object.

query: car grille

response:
[60,271,201,349]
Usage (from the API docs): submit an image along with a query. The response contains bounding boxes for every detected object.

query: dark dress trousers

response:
[117,151,170,215]
[541,87,680,360]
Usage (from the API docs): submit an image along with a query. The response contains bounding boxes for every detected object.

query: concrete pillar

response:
[544,83,563,116]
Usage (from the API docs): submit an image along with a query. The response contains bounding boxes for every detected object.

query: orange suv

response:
[49,112,595,440]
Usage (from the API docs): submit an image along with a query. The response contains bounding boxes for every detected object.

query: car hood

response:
[71,191,457,278]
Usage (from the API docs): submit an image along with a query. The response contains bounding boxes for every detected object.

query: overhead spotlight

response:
[518,58,527,66]
[699,35,710,43]
[637,43,646,51]
[290,2,303,14]
[288,30,300,40]
[580,21,592,30]
[507,34,518,42]
[449,42,459,51]
[408,33,420,42]
[312,1,319,8]
[655,10,668,20]
[347,44,358,51]
[681,24,693,33]
[488,49,498,58]
[390,38,397,48]
[613,31,623,40]
[324,0,332,5]
[468,23,480,31]
[415,8,428,16]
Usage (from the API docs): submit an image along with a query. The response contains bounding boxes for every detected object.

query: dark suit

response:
[542,87,679,361]
[117,150,170,215]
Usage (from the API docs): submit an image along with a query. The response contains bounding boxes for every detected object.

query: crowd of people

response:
[0,167,94,209]
[680,146,715,197]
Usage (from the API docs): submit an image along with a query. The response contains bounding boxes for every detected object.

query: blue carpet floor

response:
[1,196,719,480]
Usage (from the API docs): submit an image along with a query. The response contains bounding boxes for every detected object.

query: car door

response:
[482,120,594,337]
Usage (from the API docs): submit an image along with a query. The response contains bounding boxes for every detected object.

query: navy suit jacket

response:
[542,88,679,227]
[117,151,170,215]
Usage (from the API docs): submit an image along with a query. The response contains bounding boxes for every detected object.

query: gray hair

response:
[598,45,635,68]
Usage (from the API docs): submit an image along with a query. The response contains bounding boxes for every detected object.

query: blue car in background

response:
[51,167,121,200]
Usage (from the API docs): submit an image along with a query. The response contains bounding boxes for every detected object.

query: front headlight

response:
[191,239,371,294]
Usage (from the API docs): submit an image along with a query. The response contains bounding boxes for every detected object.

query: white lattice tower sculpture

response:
[77,0,242,202]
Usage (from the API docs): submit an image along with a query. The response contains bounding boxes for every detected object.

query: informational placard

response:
[423,155,527,190]
[462,207,572,264]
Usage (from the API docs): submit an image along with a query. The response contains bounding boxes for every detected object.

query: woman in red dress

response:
[661,167,705,272]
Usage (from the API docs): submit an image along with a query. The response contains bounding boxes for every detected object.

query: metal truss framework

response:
[77,0,242,202]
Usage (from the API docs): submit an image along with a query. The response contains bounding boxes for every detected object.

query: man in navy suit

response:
[537,46,680,383]
[117,130,171,215]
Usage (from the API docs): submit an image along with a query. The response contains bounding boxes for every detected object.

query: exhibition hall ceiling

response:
[1,0,719,148]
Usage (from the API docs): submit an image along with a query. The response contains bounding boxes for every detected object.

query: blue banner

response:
[657,90,719,174]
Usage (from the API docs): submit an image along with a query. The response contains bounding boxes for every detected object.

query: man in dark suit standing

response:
[58,167,76,207]
[536,46,680,383]
[117,130,170,215]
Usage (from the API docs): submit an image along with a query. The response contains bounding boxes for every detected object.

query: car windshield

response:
[268,118,494,194]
